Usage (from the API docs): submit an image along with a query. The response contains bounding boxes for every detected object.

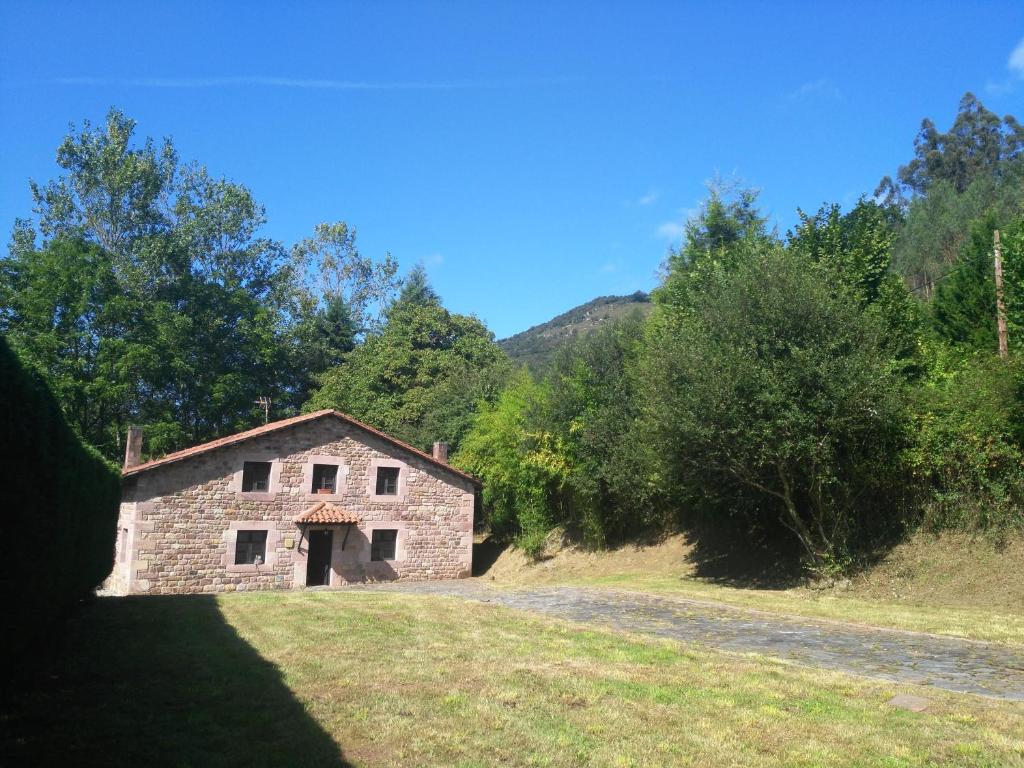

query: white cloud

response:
[656,221,685,241]
[622,190,659,208]
[985,79,1015,96]
[1009,37,1024,78]
[984,37,1024,95]
[786,78,841,102]
[424,253,445,266]
[51,76,469,90]
[599,260,620,274]
[38,75,588,91]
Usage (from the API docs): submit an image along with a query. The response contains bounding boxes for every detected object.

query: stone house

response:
[106,410,478,595]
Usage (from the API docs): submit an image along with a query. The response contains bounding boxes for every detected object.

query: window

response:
[375,466,400,495]
[371,529,397,561]
[241,461,272,492]
[118,528,128,562]
[234,530,268,565]
[311,464,338,493]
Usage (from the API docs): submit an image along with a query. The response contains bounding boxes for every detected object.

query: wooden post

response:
[994,229,1009,360]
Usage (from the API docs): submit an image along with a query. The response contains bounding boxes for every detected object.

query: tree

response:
[644,246,908,571]
[398,262,441,306]
[905,351,1024,532]
[305,296,510,453]
[670,180,769,268]
[0,336,121,681]
[454,368,567,554]
[29,108,177,260]
[289,221,399,335]
[877,93,1024,200]
[0,236,138,451]
[290,293,358,387]
[657,181,775,311]
[544,313,661,545]
[2,108,301,456]
[888,160,1024,295]
[789,199,922,373]
[932,214,1023,355]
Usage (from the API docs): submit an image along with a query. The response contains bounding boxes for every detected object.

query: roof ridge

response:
[122,409,480,486]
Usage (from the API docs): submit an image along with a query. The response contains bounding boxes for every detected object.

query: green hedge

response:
[0,335,121,681]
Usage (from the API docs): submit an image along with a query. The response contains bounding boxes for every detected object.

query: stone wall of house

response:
[108,417,475,595]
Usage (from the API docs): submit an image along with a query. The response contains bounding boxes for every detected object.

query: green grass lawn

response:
[3,590,1022,767]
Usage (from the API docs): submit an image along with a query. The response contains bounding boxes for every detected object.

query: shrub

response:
[907,352,1024,532]
[454,369,567,555]
[0,336,121,682]
[643,247,910,572]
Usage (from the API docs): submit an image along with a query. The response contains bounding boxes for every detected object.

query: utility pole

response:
[255,396,272,424]
[994,229,1009,360]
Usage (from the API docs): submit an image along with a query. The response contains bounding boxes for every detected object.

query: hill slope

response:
[498,291,652,371]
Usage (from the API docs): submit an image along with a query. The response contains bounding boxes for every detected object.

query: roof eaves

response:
[121,409,482,487]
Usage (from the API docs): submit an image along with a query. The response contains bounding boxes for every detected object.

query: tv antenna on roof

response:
[255,396,272,424]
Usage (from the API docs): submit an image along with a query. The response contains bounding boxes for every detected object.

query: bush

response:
[907,352,1024,532]
[454,369,567,555]
[643,247,910,571]
[0,336,121,682]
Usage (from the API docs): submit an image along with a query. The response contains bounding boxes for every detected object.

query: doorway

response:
[306,529,333,586]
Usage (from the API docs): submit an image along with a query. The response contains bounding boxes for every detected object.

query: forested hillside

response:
[498,292,652,372]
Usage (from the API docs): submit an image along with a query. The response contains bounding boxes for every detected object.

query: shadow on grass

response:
[1,595,351,767]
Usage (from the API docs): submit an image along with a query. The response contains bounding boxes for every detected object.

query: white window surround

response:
[366,458,409,502]
[223,521,281,574]
[229,456,283,501]
[301,455,349,501]
[363,522,408,562]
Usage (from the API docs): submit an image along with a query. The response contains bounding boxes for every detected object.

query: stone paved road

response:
[351,580,1024,701]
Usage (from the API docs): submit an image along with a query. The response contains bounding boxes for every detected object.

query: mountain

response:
[498,291,653,372]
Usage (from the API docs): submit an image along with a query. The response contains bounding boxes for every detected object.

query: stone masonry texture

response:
[106,417,475,595]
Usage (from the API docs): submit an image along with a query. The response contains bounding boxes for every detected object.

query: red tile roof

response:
[295,502,362,525]
[121,409,480,486]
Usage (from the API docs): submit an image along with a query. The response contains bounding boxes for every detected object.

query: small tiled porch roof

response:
[294,502,362,525]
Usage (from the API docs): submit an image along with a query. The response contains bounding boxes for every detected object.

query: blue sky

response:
[1,2,1022,338]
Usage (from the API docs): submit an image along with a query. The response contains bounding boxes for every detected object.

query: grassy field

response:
[484,533,1024,645]
[3,590,1022,767]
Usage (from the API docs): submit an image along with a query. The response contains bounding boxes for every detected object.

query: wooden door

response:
[306,529,334,586]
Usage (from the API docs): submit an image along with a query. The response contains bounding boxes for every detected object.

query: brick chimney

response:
[432,441,449,464]
[124,425,143,469]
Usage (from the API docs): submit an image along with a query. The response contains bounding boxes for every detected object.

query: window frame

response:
[375,466,400,496]
[366,458,407,501]
[234,529,268,565]
[241,461,272,493]
[301,455,348,500]
[311,463,339,493]
[223,522,280,574]
[370,529,398,561]
[231,456,282,499]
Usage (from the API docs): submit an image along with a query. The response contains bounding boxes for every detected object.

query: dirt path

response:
[352,580,1024,701]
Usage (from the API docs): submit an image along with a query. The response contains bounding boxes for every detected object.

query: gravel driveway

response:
[351,580,1024,701]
